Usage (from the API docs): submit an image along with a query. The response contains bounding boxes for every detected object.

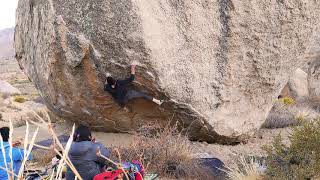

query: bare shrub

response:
[112,123,215,179]
[262,110,298,129]
[262,100,318,129]
[0,111,82,180]
[13,95,27,103]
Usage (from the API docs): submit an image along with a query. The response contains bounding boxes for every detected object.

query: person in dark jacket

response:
[104,64,163,107]
[66,125,110,180]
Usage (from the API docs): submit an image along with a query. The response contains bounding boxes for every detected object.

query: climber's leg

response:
[126,90,163,105]
[126,90,153,101]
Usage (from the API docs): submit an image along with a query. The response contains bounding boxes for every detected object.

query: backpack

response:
[93,169,124,180]
[93,160,144,180]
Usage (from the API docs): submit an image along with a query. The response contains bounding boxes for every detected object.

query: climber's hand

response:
[91,137,96,143]
[12,140,22,147]
[131,64,136,74]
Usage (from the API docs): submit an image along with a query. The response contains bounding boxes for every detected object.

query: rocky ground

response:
[0,57,293,170]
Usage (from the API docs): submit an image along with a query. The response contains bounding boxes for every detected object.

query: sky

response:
[0,0,19,30]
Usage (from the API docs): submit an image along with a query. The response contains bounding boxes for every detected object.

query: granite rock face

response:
[307,24,320,103]
[309,61,320,102]
[15,0,320,143]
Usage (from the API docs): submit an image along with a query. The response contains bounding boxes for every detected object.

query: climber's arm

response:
[118,65,136,85]
[131,64,136,75]
[104,84,113,93]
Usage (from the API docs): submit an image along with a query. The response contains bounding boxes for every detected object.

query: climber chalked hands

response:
[104,64,164,108]
[131,64,136,75]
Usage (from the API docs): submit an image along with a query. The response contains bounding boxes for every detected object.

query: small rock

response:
[288,68,309,98]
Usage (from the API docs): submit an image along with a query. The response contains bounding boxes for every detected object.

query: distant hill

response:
[0,27,14,60]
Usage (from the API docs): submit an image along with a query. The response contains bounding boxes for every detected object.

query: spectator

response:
[66,125,110,180]
[0,127,32,179]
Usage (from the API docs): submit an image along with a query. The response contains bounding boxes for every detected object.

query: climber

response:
[104,64,163,108]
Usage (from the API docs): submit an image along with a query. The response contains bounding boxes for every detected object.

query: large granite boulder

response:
[15,0,320,143]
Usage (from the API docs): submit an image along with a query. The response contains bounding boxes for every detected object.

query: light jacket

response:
[0,141,32,179]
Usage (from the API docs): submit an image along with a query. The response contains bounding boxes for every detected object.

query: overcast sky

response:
[0,0,19,30]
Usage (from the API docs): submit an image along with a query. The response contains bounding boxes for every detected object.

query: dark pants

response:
[125,90,153,103]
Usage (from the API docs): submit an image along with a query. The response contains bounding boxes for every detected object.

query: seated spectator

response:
[0,127,32,179]
[66,125,110,180]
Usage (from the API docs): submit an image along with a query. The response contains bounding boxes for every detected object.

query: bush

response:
[263,118,320,179]
[262,110,298,129]
[111,123,215,179]
[262,103,300,129]
[277,97,295,106]
[262,99,317,129]
[13,95,27,103]
[226,155,266,180]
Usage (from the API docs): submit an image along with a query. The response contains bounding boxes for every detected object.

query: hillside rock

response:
[0,80,21,96]
[15,0,320,143]
[281,68,309,99]
[0,28,14,59]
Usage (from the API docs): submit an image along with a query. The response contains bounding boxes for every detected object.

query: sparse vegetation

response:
[112,123,217,179]
[277,97,295,106]
[10,79,31,85]
[262,104,299,129]
[262,98,317,129]
[225,155,265,180]
[13,95,27,103]
[263,118,320,179]
[294,110,309,123]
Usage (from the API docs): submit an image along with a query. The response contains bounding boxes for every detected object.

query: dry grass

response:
[277,97,295,106]
[112,122,215,179]
[13,95,27,103]
[262,100,318,129]
[0,111,82,180]
[225,155,265,180]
